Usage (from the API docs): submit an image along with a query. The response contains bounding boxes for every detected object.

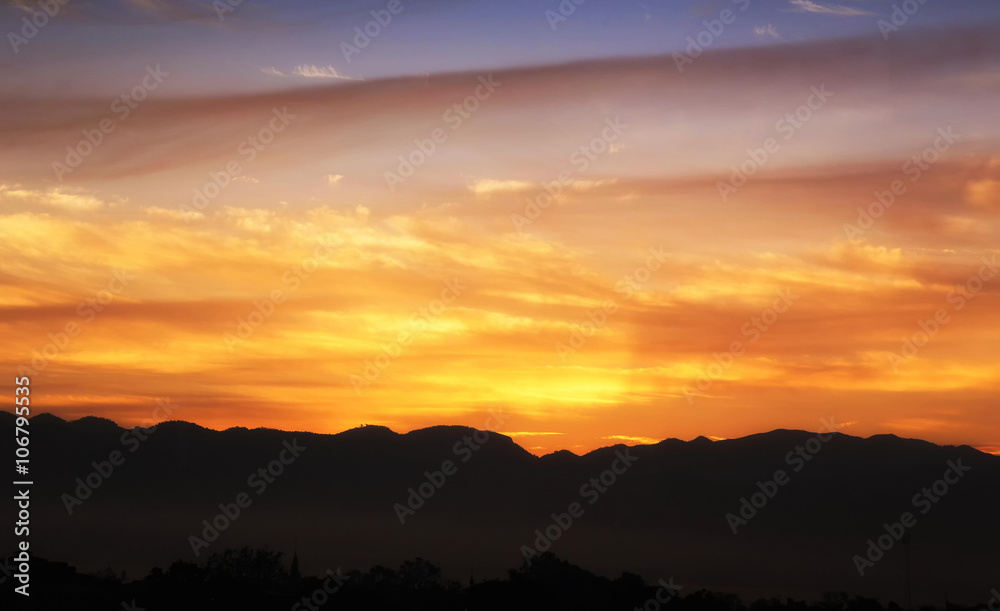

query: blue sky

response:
[2,0,996,95]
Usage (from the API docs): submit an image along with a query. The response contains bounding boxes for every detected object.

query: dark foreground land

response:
[2,549,991,611]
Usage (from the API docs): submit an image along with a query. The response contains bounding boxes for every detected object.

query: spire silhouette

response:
[290,539,301,582]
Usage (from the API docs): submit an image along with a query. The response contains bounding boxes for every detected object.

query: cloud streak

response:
[788,0,874,16]
[292,64,357,79]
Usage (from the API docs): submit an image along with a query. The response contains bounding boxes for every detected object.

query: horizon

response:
[6,409,999,458]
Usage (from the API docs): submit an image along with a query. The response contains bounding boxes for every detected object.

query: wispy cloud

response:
[2,0,34,13]
[145,206,204,222]
[0,185,110,211]
[603,435,660,444]
[788,0,873,16]
[262,65,357,80]
[965,179,1000,209]
[327,174,344,186]
[292,64,355,79]
[754,24,782,39]
[468,179,535,196]
[571,178,618,191]
[505,431,566,437]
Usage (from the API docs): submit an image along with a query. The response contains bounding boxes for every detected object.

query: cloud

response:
[754,24,782,39]
[145,206,204,222]
[2,0,227,24]
[603,434,660,444]
[45,190,108,212]
[0,185,110,211]
[571,179,618,191]
[468,179,535,196]
[327,174,344,186]
[965,179,1000,209]
[938,215,979,235]
[262,65,358,80]
[2,187,999,454]
[788,0,873,16]
[505,431,565,437]
[223,206,276,234]
[824,241,904,270]
[127,0,169,12]
[292,65,355,80]
[1,0,33,12]
[2,25,997,185]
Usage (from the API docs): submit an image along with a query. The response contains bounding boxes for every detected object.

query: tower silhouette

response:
[291,539,301,583]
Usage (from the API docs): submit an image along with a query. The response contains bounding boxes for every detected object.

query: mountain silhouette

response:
[1,412,997,606]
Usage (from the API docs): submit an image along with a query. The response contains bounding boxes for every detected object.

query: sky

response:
[1,0,999,455]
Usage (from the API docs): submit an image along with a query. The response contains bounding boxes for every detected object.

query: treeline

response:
[0,548,978,611]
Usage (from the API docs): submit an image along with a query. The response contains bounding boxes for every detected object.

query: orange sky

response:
[2,29,999,456]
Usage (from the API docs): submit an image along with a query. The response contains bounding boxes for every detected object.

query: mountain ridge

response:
[1,410,997,604]
[4,410,995,460]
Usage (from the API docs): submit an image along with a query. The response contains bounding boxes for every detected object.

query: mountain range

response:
[1,411,997,606]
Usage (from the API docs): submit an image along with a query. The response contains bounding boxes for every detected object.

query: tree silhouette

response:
[205,546,287,588]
